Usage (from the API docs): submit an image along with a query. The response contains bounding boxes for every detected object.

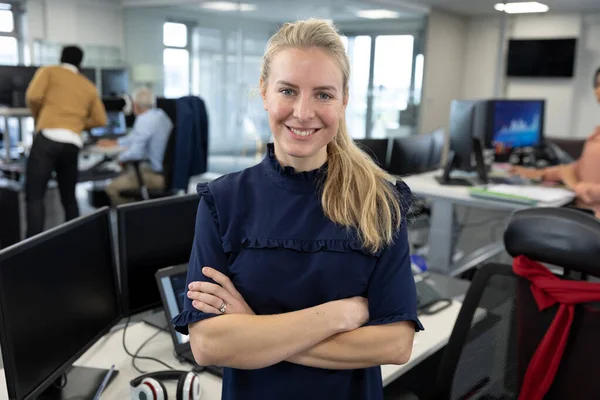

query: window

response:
[163,22,187,48]
[0,9,13,32]
[164,48,190,98]
[0,6,18,66]
[0,36,17,65]
[163,22,190,98]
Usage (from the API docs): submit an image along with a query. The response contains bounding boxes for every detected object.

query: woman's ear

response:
[260,78,268,111]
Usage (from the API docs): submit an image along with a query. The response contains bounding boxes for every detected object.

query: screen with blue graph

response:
[492,100,543,151]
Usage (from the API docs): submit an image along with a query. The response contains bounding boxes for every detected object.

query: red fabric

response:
[512,255,600,400]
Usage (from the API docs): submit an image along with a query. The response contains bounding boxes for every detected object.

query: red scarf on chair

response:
[513,255,600,400]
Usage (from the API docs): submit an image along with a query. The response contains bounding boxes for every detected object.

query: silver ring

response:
[219,301,227,314]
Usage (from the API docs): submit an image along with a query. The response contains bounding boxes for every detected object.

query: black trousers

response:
[25,133,80,237]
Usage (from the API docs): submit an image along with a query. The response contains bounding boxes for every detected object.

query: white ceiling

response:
[405,0,600,15]
[121,0,429,22]
[120,0,600,20]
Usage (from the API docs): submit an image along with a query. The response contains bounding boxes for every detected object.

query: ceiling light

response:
[200,1,257,12]
[355,9,400,19]
[494,2,549,14]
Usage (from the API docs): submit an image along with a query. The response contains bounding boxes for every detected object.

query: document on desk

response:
[470,184,575,206]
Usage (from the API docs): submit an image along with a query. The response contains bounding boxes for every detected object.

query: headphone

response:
[130,370,202,400]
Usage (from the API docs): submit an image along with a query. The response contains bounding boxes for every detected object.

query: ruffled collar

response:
[262,143,328,193]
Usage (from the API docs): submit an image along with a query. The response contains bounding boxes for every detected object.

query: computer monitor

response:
[388,135,435,176]
[101,68,129,97]
[437,100,487,186]
[0,208,121,400]
[117,194,200,318]
[89,110,127,138]
[354,138,390,169]
[81,68,97,85]
[0,66,38,107]
[488,99,545,155]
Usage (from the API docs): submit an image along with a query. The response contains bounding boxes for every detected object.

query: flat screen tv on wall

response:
[506,38,577,78]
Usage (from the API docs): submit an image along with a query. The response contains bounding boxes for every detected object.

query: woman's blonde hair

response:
[260,19,404,254]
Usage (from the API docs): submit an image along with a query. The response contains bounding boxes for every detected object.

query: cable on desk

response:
[132,326,169,374]
[122,316,175,373]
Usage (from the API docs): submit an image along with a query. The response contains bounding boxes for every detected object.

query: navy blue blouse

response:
[172,144,423,400]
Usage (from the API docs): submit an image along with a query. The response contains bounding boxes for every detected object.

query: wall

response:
[419,9,468,135]
[462,12,600,139]
[26,0,125,56]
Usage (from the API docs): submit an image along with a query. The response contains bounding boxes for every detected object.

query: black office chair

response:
[118,98,178,201]
[423,207,600,400]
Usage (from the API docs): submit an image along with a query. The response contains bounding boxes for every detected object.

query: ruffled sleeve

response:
[171,183,229,335]
[364,179,423,331]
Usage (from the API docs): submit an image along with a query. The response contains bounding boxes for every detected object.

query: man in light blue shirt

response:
[99,87,173,205]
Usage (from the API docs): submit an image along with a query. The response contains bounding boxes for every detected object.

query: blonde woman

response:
[173,19,422,399]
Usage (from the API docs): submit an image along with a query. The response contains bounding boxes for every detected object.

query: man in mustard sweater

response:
[25,45,107,237]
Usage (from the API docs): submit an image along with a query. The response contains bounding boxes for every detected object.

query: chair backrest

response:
[504,207,600,277]
[156,98,178,191]
[354,138,390,169]
[432,208,600,400]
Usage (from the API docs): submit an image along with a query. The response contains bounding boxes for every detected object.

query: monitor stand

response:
[38,366,118,400]
[435,151,473,187]
[143,308,169,331]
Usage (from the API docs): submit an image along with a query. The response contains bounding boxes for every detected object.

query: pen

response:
[93,364,115,400]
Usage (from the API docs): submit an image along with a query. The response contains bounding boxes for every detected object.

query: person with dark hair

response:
[59,45,84,68]
[25,45,107,237]
[511,67,600,216]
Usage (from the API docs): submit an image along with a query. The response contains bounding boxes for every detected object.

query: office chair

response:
[423,207,600,400]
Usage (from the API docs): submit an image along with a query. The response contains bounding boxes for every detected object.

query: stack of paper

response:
[470,184,575,206]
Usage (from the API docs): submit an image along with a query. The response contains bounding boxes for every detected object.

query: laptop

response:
[155,264,224,377]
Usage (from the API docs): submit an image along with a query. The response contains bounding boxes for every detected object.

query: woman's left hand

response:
[187,267,255,315]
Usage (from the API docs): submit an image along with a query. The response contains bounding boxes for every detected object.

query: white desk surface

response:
[0,108,30,117]
[402,170,574,210]
[381,300,463,386]
[0,300,467,399]
[82,145,126,156]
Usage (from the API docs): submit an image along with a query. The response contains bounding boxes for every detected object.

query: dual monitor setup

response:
[0,194,202,400]
[440,98,545,186]
[0,65,129,108]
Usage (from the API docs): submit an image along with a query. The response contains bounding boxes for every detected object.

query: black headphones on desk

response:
[130,370,202,400]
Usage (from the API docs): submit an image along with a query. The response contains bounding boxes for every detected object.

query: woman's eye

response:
[318,93,332,100]
[280,89,294,96]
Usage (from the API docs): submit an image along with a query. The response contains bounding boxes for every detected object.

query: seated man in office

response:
[98,87,172,206]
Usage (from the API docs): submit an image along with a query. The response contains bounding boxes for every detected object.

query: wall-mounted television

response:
[506,38,577,78]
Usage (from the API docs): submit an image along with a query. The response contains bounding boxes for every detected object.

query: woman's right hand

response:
[509,165,544,180]
[335,296,369,331]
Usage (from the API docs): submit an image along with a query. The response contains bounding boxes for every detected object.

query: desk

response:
[0,108,30,163]
[402,170,574,275]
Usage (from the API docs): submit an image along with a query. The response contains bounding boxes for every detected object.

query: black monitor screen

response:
[0,209,120,400]
[90,111,127,137]
[118,194,200,316]
[101,68,129,97]
[354,139,389,169]
[388,135,433,176]
[507,39,577,78]
[81,68,97,85]
[491,100,544,154]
